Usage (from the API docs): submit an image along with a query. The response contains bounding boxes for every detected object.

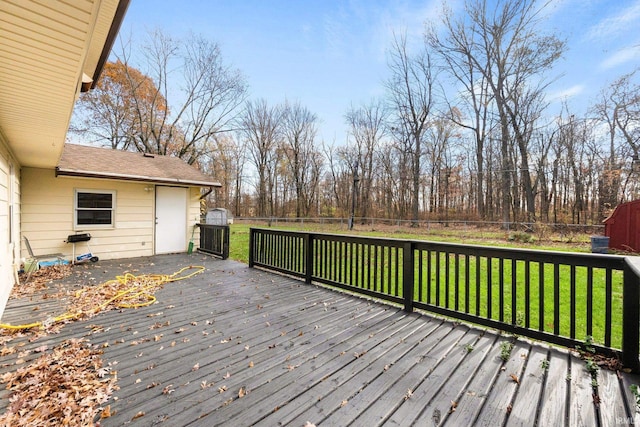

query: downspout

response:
[199,186,213,200]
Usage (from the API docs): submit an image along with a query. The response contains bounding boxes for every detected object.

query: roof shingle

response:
[56,144,220,187]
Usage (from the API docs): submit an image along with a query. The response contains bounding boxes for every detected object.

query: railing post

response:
[403,241,414,313]
[622,259,640,372]
[305,233,313,284]
[197,223,204,250]
[248,228,255,268]
[222,225,230,260]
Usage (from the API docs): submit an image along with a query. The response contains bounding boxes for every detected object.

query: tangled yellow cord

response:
[0,265,205,331]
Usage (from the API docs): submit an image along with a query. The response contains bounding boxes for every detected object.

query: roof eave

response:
[88,0,131,91]
[55,167,222,188]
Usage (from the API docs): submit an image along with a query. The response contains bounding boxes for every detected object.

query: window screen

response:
[75,191,114,226]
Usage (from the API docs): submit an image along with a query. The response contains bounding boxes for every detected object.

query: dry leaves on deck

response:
[14,265,73,299]
[0,338,118,426]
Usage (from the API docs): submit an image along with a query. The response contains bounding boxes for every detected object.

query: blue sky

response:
[118,0,640,142]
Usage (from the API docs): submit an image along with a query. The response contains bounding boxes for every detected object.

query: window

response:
[75,190,115,227]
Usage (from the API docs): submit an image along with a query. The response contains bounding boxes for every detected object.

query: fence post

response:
[248,228,255,268]
[622,259,640,372]
[403,241,414,313]
[305,233,313,284]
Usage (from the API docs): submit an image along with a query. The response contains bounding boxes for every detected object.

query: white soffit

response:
[0,0,122,168]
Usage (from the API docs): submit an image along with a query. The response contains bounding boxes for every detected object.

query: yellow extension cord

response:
[0,265,205,331]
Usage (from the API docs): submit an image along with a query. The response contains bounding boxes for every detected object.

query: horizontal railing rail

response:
[248,227,640,372]
[197,224,230,259]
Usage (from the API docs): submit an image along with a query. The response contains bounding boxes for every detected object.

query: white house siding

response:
[21,167,155,261]
[0,137,20,317]
[21,168,204,263]
[188,186,202,245]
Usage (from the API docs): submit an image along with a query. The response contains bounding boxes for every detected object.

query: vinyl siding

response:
[0,136,20,317]
[21,168,153,261]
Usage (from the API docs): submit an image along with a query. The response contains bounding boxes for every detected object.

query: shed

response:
[205,208,233,225]
[604,199,640,252]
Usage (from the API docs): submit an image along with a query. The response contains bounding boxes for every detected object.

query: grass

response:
[226,221,623,349]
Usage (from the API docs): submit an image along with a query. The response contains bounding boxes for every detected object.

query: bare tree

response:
[71,61,166,151]
[240,99,283,218]
[431,0,564,226]
[281,101,322,217]
[385,32,436,225]
[345,99,388,221]
[200,133,246,214]
[112,30,247,164]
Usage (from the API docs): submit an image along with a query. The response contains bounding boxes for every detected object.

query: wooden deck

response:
[1,253,639,426]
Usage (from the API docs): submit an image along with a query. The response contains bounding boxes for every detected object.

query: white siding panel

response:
[0,137,19,318]
[21,168,155,260]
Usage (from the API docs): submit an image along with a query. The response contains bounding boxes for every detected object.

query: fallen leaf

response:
[162,385,175,395]
[249,361,254,368]
[340,400,348,407]
[100,405,112,419]
[404,389,413,400]
[192,363,200,371]
[132,411,145,420]
[238,387,246,398]
[304,423,316,427]
[224,372,231,379]
[218,385,228,393]
[510,373,520,384]
[449,401,458,414]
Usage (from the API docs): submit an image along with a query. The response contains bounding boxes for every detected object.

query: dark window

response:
[75,191,114,227]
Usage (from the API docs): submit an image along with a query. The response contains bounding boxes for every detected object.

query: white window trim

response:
[74,189,116,230]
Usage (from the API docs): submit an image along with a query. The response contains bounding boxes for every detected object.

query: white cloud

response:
[548,84,585,102]
[586,0,640,41]
[599,44,640,70]
[370,0,460,60]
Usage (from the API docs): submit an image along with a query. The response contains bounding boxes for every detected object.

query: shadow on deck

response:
[1,253,639,426]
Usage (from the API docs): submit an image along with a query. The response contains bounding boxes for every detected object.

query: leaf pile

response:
[67,274,166,317]
[0,338,117,426]
[14,264,73,299]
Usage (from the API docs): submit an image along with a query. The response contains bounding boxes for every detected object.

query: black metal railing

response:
[197,224,230,259]
[249,228,640,372]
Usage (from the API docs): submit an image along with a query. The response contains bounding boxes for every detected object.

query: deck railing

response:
[197,224,230,259]
[248,228,640,372]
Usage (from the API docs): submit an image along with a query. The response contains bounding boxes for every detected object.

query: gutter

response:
[55,167,221,188]
[89,0,131,90]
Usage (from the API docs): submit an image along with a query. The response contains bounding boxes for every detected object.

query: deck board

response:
[1,253,639,426]
[536,348,570,426]
[505,346,549,427]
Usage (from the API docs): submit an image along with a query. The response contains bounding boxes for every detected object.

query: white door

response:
[155,186,188,254]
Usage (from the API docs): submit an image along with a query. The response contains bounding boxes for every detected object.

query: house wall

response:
[0,136,20,317]
[188,186,203,244]
[21,168,203,262]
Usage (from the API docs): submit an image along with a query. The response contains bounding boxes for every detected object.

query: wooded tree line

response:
[71,0,640,226]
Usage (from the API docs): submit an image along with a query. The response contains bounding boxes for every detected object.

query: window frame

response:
[74,189,116,229]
